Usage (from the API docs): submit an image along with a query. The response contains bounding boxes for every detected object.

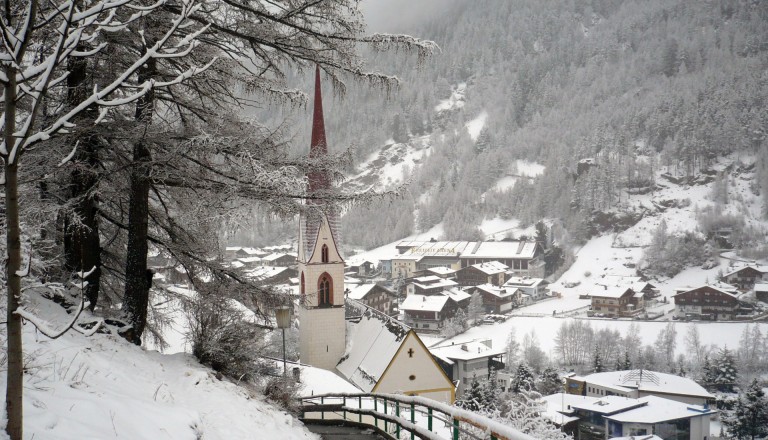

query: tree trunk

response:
[120,57,156,344]
[4,64,24,440]
[62,38,101,311]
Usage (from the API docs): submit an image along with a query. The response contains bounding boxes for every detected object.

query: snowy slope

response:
[1,292,317,440]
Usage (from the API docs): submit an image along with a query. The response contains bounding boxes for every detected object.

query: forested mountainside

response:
[324,0,768,251]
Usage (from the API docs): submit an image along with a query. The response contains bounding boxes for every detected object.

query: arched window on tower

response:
[321,244,329,263]
[318,273,332,307]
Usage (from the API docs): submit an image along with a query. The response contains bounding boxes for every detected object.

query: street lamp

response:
[275,306,291,377]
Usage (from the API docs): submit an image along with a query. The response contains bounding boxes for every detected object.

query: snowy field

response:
[436,315,756,361]
[465,111,488,141]
[5,291,317,440]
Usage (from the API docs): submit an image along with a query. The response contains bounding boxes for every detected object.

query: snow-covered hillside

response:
[1,291,317,440]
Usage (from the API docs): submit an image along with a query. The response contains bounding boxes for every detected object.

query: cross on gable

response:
[407,348,414,358]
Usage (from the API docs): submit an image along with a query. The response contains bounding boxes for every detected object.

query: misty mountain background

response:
[230,0,768,253]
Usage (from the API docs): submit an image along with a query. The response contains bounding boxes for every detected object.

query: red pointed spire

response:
[310,65,327,157]
[309,65,329,193]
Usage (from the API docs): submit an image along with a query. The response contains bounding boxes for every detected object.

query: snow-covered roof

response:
[504,277,545,288]
[245,266,290,280]
[347,283,378,301]
[394,240,538,260]
[401,295,451,312]
[428,267,456,276]
[474,284,518,299]
[724,265,768,277]
[237,256,262,263]
[570,395,646,415]
[540,393,593,425]
[755,283,768,292]
[605,396,715,424]
[261,252,295,262]
[470,261,508,274]
[590,286,634,299]
[611,436,663,440]
[672,284,739,299]
[337,303,411,392]
[412,278,458,290]
[429,339,505,362]
[442,287,472,303]
[414,275,441,283]
[583,370,713,400]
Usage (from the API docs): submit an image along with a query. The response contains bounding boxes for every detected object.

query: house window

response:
[318,273,332,306]
[300,272,306,304]
[321,244,329,263]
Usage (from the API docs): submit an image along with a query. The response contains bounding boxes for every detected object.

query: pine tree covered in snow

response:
[512,363,536,393]
[537,368,563,396]
[713,348,738,393]
[457,375,485,412]
[701,354,717,390]
[723,379,768,440]
[593,344,604,373]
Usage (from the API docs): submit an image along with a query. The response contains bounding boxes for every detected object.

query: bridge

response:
[299,393,536,440]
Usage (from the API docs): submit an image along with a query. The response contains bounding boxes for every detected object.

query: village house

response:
[346,283,395,316]
[346,260,376,277]
[430,339,505,397]
[503,276,548,301]
[259,252,297,267]
[723,265,768,289]
[245,266,296,285]
[565,370,714,406]
[405,275,459,296]
[338,302,456,403]
[471,283,521,313]
[400,294,459,332]
[455,261,508,286]
[389,240,545,279]
[441,287,472,309]
[755,283,768,303]
[672,285,750,321]
[588,286,644,318]
[568,395,714,440]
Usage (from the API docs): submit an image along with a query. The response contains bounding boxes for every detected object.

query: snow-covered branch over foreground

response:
[0,0,213,164]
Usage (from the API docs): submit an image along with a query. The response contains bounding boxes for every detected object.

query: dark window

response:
[318,273,332,306]
[321,244,329,263]
[300,272,306,304]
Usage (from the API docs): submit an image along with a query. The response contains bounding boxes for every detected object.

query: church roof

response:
[336,301,410,392]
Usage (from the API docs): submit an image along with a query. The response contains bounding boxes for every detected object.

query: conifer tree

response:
[537,368,563,396]
[714,348,738,393]
[593,344,604,373]
[512,363,536,393]
[723,379,768,440]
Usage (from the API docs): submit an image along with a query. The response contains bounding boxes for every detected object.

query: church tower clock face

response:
[297,66,346,370]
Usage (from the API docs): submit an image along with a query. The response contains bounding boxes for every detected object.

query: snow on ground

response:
[515,160,545,177]
[347,135,432,190]
[465,111,488,141]
[493,175,519,191]
[434,82,466,112]
[479,217,537,241]
[4,291,317,440]
[438,315,756,362]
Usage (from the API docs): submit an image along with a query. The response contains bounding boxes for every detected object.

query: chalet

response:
[455,261,508,286]
[237,256,263,269]
[347,260,375,276]
[430,339,505,396]
[405,275,458,296]
[565,370,714,406]
[599,276,659,301]
[245,266,296,284]
[723,265,768,289]
[569,395,714,440]
[400,294,458,332]
[755,283,768,303]
[589,286,644,318]
[337,302,456,403]
[427,266,457,279]
[503,276,548,300]
[346,283,395,315]
[260,252,297,267]
[441,287,472,309]
[672,285,748,321]
[389,240,544,279]
[472,284,520,313]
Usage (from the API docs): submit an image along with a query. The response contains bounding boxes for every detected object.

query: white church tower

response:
[297,66,346,370]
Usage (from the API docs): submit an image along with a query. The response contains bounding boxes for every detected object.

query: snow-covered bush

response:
[263,377,302,414]
[183,290,267,381]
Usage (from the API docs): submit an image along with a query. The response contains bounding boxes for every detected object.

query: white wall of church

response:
[299,305,346,370]
[373,333,455,404]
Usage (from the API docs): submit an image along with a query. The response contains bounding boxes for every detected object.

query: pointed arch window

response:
[318,273,333,307]
[321,244,329,263]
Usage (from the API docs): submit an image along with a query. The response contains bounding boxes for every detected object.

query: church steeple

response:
[308,65,329,193]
